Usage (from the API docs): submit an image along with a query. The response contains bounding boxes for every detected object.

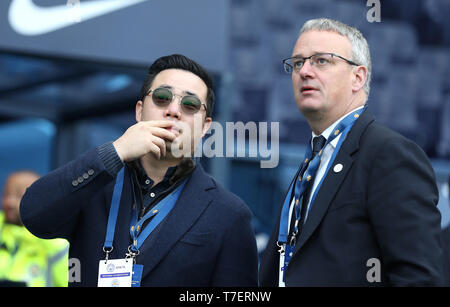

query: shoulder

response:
[363,120,408,145]
[361,119,427,159]
[349,107,420,151]
[358,118,436,186]
[194,165,252,219]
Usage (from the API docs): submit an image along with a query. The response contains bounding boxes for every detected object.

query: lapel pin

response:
[333,163,343,173]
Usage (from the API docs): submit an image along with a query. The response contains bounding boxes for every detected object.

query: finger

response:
[141,121,179,138]
[151,135,167,158]
[149,142,162,160]
[150,127,177,142]
[142,120,177,128]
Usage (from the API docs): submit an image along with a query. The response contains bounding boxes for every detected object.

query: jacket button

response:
[88,169,94,176]
[83,173,89,179]
[72,180,79,187]
[77,177,84,183]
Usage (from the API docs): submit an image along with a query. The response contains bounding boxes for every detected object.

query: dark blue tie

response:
[290,135,327,239]
[311,136,327,161]
[300,136,326,218]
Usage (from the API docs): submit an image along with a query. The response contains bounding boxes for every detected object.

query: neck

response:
[307,116,335,136]
[140,153,182,186]
[307,96,365,135]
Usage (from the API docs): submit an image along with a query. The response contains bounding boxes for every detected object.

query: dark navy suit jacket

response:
[259,108,443,286]
[20,148,258,287]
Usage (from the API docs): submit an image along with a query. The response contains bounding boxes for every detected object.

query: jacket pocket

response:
[180,232,214,246]
[327,192,364,213]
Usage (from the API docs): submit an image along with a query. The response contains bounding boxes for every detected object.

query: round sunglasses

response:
[146,87,206,115]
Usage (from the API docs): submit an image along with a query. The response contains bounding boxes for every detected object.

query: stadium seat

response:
[417,47,450,102]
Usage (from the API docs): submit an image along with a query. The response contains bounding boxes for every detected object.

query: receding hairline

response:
[294,28,354,55]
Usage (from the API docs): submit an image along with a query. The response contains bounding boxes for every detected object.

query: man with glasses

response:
[20,54,258,287]
[259,18,443,286]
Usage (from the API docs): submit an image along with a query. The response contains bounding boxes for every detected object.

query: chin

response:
[298,102,321,114]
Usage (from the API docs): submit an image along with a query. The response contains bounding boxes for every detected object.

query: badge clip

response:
[289,231,298,247]
[103,246,113,263]
[276,242,285,254]
[126,245,140,263]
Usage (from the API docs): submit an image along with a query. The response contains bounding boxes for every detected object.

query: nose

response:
[164,96,182,119]
[298,59,315,80]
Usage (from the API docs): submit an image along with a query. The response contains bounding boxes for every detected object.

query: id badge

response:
[98,259,133,287]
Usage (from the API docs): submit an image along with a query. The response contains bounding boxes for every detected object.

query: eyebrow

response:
[291,51,327,58]
[159,84,199,97]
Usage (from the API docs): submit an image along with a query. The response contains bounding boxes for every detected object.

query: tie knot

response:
[311,135,326,159]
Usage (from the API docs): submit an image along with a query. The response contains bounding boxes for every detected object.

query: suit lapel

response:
[293,154,354,255]
[293,108,374,256]
[137,164,215,279]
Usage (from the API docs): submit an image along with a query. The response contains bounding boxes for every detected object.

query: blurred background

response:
[0,0,449,256]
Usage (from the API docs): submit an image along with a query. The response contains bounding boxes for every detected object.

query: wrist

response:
[112,139,125,162]
[99,142,124,176]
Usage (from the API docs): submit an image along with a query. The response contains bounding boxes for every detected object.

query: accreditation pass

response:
[98,259,133,287]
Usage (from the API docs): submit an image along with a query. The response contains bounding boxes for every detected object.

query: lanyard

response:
[102,166,187,260]
[103,167,125,257]
[128,179,187,255]
[277,107,365,261]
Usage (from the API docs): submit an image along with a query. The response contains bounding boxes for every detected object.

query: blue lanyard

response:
[278,107,365,247]
[103,167,125,253]
[102,166,187,258]
[128,179,186,254]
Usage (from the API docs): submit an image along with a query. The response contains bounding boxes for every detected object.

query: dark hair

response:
[140,54,215,117]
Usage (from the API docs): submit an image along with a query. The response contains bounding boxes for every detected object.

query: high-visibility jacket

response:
[0,212,69,287]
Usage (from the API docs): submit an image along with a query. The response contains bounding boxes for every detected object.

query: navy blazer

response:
[259,108,443,286]
[20,148,258,287]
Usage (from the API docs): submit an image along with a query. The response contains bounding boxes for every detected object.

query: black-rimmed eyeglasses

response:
[282,52,360,73]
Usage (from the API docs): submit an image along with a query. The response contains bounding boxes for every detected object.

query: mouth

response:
[300,85,319,94]
[164,125,182,137]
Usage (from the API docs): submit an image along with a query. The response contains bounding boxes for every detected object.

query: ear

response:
[135,100,143,123]
[351,65,367,93]
[201,117,212,138]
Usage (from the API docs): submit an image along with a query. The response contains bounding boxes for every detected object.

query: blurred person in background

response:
[0,171,68,287]
[259,18,443,286]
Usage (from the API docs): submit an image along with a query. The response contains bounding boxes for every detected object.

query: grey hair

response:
[300,18,372,98]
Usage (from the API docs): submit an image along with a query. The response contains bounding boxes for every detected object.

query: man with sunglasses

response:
[259,18,443,286]
[20,54,258,287]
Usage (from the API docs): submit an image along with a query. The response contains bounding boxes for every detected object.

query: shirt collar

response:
[132,157,196,188]
[135,160,176,188]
